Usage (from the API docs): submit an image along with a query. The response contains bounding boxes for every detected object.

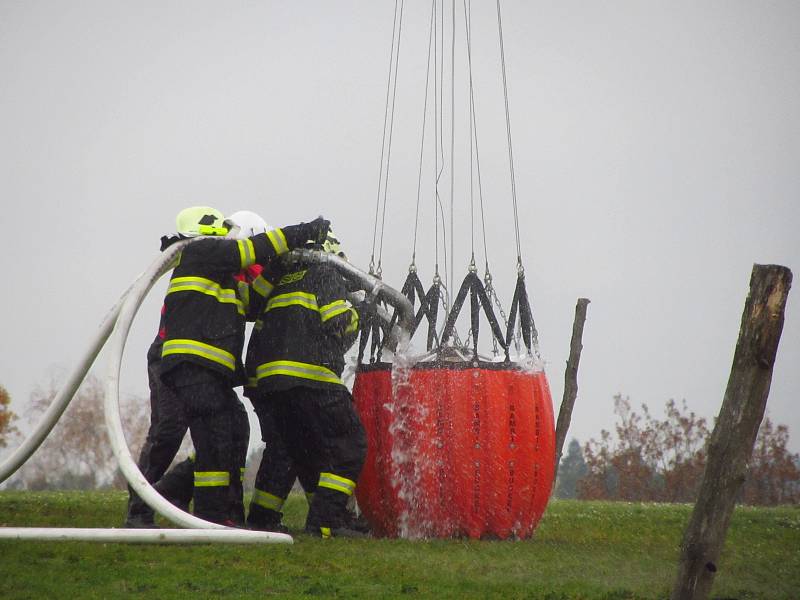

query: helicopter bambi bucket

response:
[354,361,554,539]
[351,1,555,539]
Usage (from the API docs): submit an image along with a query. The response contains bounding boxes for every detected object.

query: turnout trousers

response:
[126,359,187,523]
[155,396,250,524]
[254,386,367,531]
[162,363,242,524]
[248,398,319,529]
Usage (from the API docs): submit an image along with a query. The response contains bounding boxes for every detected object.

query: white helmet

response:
[175,206,227,237]
[224,210,272,240]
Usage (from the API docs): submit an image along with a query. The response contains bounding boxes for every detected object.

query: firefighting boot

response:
[124,491,157,528]
[246,505,289,534]
[303,524,369,539]
[304,486,368,538]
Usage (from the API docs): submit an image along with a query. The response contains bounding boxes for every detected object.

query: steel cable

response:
[412,1,437,266]
[377,0,405,276]
[371,0,401,274]
[495,0,523,266]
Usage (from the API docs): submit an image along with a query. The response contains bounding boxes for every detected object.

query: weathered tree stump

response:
[671,264,792,600]
[553,297,590,481]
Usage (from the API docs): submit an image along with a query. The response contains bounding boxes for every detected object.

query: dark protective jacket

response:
[150,264,270,366]
[160,228,301,383]
[246,261,359,392]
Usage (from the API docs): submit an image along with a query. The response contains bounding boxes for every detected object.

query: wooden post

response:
[553,298,590,481]
[671,264,792,600]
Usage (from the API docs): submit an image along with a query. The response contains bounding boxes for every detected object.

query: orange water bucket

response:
[352,361,555,539]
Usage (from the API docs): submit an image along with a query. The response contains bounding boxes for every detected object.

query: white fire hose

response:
[0,239,413,544]
[1,239,290,543]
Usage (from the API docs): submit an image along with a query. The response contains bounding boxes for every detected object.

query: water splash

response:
[511,351,546,374]
[382,329,435,539]
[342,354,359,388]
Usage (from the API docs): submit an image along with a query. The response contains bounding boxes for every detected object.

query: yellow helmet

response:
[322,229,342,256]
[175,206,228,237]
[319,228,345,259]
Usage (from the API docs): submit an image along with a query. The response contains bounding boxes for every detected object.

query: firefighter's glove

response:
[303,216,331,244]
[282,217,331,250]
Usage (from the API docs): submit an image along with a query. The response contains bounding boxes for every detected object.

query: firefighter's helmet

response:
[224,210,271,240]
[308,228,343,258]
[175,206,228,237]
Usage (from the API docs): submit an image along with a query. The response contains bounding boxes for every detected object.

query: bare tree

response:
[741,417,800,506]
[577,394,798,505]
[0,384,19,449]
[554,298,590,480]
[13,371,150,490]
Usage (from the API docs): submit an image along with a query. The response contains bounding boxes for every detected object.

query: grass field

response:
[0,491,798,599]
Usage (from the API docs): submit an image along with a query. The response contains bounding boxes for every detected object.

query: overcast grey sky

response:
[2,1,798,455]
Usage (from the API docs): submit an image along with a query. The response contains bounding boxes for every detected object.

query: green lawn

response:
[0,491,797,599]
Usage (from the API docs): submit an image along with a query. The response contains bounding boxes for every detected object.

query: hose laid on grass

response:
[0,527,289,544]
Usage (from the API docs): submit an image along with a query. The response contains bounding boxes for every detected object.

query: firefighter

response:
[141,210,279,525]
[150,206,329,525]
[246,229,368,538]
[238,257,318,533]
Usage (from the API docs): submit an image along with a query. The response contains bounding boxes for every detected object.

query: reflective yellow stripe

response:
[318,472,356,496]
[194,471,230,487]
[252,489,285,511]
[198,224,228,236]
[162,339,237,371]
[265,291,318,313]
[265,293,353,326]
[267,228,289,255]
[319,299,350,322]
[237,238,256,269]
[320,527,332,539]
[255,360,343,386]
[344,308,359,334]
[167,276,244,315]
[251,275,274,298]
[238,281,250,311]
[246,376,258,389]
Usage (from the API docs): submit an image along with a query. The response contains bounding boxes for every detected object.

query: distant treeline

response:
[3,378,799,505]
[556,395,800,506]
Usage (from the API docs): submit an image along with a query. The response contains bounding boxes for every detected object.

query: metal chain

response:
[484,270,521,355]
[463,327,472,350]
[483,271,500,357]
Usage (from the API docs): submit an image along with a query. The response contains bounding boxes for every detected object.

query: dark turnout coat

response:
[246,262,359,393]
[160,227,305,383]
